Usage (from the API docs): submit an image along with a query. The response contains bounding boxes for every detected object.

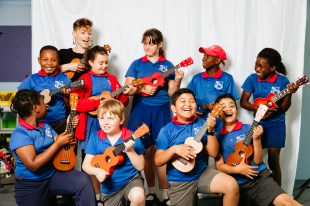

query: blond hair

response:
[98,99,125,119]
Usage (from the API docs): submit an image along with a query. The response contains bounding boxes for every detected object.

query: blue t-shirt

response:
[188,69,239,117]
[9,120,57,181]
[217,122,267,185]
[18,71,71,124]
[241,73,290,123]
[125,56,175,106]
[85,129,146,194]
[156,118,208,182]
[90,74,112,96]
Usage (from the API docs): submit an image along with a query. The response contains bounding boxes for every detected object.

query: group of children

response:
[8,17,302,206]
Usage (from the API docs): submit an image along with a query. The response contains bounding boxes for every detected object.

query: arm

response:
[167,69,184,96]
[123,140,145,171]
[15,132,73,171]
[82,154,109,183]
[59,62,85,73]
[240,90,257,112]
[205,116,219,157]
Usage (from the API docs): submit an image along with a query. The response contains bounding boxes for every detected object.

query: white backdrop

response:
[32,0,306,194]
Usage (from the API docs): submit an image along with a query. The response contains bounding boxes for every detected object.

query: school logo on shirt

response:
[270,86,280,94]
[159,65,168,73]
[194,127,201,136]
[235,134,245,143]
[54,81,64,89]
[45,127,53,138]
[214,81,224,90]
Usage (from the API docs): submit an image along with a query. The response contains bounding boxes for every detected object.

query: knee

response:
[224,179,239,196]
[129,188,145,205]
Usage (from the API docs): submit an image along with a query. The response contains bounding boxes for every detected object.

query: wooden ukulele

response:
[226,104,268,166]
[66,44,112,79]
[53,93,78,171]
[88,78,144,115]
[91,123,150,178]
[40,79,84,104]
[141,57,193,96]
[172,103,223,173]
[253,75,309,119]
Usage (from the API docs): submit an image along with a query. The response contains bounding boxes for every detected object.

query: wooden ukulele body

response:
[53,143,77,171]
[226,141,253,166]
[253,93,277,109]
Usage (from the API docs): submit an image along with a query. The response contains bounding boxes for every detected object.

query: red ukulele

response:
[253,75,309,118]
[141,57,193,96]
[226,104,268,166]
[91,123,150,178]
[172,103,223,173]
[53,93,78,171]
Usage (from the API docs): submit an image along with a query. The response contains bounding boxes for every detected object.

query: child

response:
[59,18,93,81]
[9,89,96,206]
[82,99,146,206]
[187,45,239,123]
[73,45,131,195]
[240,48,298,185]
[18,45,71,134]
[125,28,184,205]
[215,93,301,206]
[155,88,239,206]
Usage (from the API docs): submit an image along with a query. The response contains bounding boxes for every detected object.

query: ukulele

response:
[226,104,268,166]
[40,79,84,104]
[253,75,309,119]
[172,103,223,173]
[91,123,150,178]
[141,57,193,96]
[53,93,78,171]
[88,78,144,115]
[65,44,112,79]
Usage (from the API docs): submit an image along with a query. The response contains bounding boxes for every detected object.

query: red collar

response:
[220,120,242,135]
[38,69,59,76]
[97,126,132,140]
[141,55,166,62]
[19,118,44,130]
[89,70,109,77]
[172,116,197,125]
[258,73,278,83]
[202,69,223,79]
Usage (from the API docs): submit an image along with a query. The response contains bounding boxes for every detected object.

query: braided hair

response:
[10,89,41,118]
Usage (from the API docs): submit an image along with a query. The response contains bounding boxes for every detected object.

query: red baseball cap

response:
[199,45,227,65]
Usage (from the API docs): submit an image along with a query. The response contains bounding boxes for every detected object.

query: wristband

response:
[207,128,216,136]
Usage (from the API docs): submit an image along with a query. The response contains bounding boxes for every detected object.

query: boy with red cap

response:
[188,45,239,124]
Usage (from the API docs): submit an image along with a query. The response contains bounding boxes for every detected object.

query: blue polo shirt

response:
[89,71,112,96]
[241,73,290,123]
[188,69,239,117]
[217,121,267,185]
[156,117,208,182]
[9,119,57,181]
[125,56,175,106]
[17,70,71,124]
[85,127,146,194]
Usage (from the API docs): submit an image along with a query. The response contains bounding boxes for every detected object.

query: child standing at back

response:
[18,45,71,134]
[155,88,239,206]
[59,18,93,81]
[125,28,184,205]
[82,99,146,206]
[240,48,298,185]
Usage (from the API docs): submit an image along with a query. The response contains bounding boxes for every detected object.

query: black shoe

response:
[145,193,159,206]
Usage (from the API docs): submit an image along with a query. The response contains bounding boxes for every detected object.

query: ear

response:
[72,30,76,38]
[215,57,222,65]
[271,66,276,72]
[120,115,125,125]
[37,56,41,64]
[171,104,176,113]
[88,59,94,67]
[158,41,163,48]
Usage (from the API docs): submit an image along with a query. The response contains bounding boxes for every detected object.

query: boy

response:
[188,45,239,121]
[214,94,301,206]
[155,88,239,206]
[82,99,145,206]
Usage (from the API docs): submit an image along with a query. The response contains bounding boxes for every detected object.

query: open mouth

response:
[224,112,233,117]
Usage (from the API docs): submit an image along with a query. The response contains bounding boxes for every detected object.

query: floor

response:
[1,175,310,206]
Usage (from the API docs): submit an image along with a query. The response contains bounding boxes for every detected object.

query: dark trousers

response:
[15,170,97,206]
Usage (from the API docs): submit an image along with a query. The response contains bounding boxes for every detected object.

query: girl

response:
[18,45,71,134]
[125,28,184,205]
[240,48,298,185]
[9,89,96,206]
[82,99,146,206]
[73,45,131,195]
[59,18,93,81]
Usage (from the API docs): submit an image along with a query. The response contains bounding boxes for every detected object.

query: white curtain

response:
[32,0,306,194]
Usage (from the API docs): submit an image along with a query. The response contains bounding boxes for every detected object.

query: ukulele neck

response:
[161,64,181,79]
[66,110,76,135]
[112,135,135,156]
[243,120,259,146]
[109,84,131,98]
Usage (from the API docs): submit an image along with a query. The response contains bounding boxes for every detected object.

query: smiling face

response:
[73,26,92,49]
[171,93,197,123]
[202,53,221,70]
[98,111,124,135]
[218,97,238,126]
[254,57,276,80]
[38,49,59,74]
[89,53,108,75]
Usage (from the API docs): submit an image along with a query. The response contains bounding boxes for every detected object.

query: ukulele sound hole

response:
[152,79,158,84]
[238,151,245,156]
[106,156,111,163]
